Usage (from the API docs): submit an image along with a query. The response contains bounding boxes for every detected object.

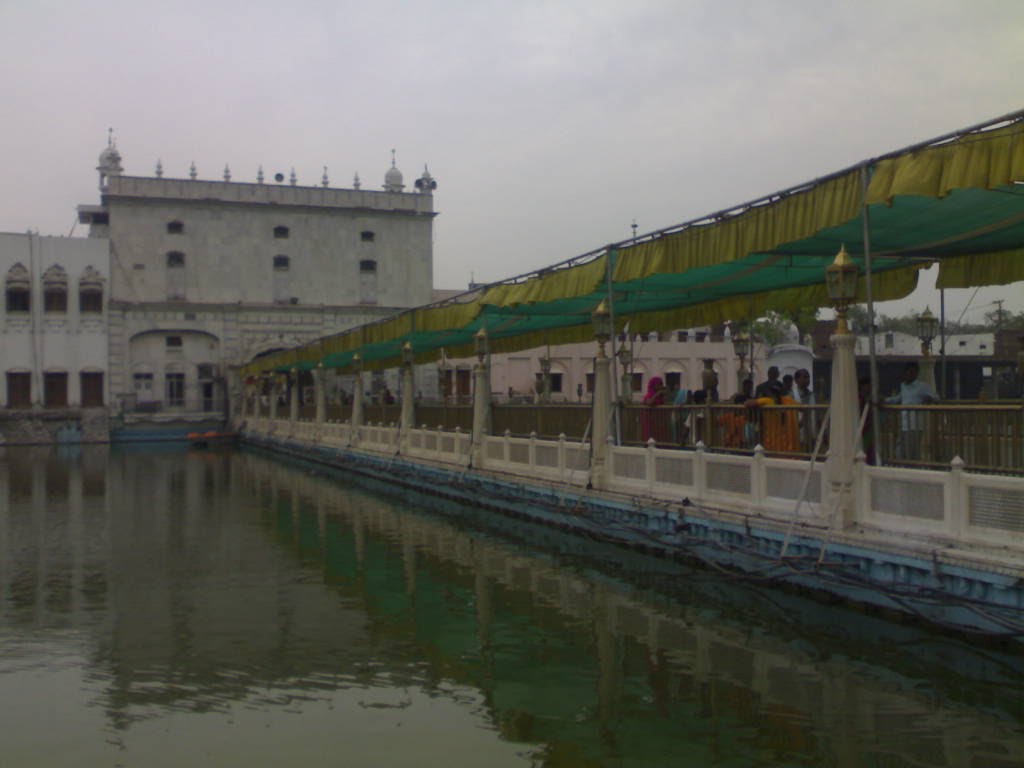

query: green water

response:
[0,444,1021,767]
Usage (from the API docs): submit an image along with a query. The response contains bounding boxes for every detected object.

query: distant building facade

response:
[0,232,109,409]
[77,139,438,418]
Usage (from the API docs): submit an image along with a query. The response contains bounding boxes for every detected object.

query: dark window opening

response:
[359,260,377,273]
[44,289,67,313]
[44,372,68,408]
[166,373,185,407]
[166,336,183,348]
[585,372,595,393]
[273,255,290,270]
[80,372,104,407]
[6,288,29,312]
[6,372,31,407]
[361,230,375,242]
[167,251,185,267]
[665,372,681,391]
[550,373,563,393]
[167,221,184,234]
[631,372,643,392]
[273,225,290,239]
[80,289,102,313]
[92,213,109,225]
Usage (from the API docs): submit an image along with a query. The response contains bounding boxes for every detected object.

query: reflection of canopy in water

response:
[244,111,1024,375]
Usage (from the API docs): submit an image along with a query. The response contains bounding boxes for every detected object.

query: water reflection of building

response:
[1,448,1021,765]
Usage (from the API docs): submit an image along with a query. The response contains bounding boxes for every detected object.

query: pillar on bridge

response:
[350,354,364,445]
[399,343,415,452]
[590,300,613,490]
[825,245,860,528]
[471,329,492,468]
[269,375,279,420]
[289,367,300,422]
[314,363,326,423]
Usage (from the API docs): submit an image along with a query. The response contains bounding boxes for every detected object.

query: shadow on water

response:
[0,443,1021,767]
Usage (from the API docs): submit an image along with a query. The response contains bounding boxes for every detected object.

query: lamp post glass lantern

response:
[591,300,612,356]
[825,245,859,333]
[917,306,938,355]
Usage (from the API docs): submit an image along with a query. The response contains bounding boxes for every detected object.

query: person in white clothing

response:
[885,362,937,460]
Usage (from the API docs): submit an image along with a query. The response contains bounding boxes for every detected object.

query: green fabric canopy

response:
[244,113,1024,377]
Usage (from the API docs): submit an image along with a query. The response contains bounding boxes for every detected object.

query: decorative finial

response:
[189,161,197,180]
[257,166,264,184]
[107,127,114,147]
[223,164,231,182]
[353,172,361,190]
[322,165,329,188]
[391,148,396,168]
[289,167,297,186]
[155,159,163,178]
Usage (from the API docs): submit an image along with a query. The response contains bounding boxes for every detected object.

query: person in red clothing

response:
[745,380,799,453]
[641,376,668,443]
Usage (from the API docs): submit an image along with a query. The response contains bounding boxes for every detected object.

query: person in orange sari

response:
[745,380,799,453]
[718,393,748,449]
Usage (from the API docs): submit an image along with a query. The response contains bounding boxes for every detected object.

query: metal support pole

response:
[860,164,883,465]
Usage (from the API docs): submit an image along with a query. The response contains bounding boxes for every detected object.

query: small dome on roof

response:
[383,149,404,192]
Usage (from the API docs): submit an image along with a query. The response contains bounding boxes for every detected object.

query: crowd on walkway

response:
[636,362,939,462]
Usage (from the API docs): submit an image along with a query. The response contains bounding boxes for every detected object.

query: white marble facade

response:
[0,232,109,407]
[75,141,438,414]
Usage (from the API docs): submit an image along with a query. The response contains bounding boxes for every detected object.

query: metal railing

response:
[491,404,593,439]
[415,405,473,432]
[878,404,1023,473]
[281,400,1022,474]
[620,404,830,458]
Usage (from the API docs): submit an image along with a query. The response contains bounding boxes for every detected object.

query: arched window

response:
[78,266,104,314]
[166,252,185,300]
[167,220,184,234]
[273,225,290,239]
[43,264,68,314]
[5,263,30,312]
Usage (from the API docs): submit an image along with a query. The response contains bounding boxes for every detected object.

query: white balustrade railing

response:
[243,418,1024,551]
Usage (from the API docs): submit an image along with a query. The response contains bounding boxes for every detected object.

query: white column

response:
[314,364,326,423]
[351,370,364,438]
[289,368,299,422]
[400,363,415,451]
[471,360,492,468]
[826,331,858,528]
[590,352,611,490]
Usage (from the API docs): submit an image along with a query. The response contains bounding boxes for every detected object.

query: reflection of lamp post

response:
[732,331,749,389]
[618,345,633,403]
[824,244,859,526]
[916,306,938,389]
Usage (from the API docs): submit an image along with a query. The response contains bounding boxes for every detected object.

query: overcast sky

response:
[3,0,1023,323]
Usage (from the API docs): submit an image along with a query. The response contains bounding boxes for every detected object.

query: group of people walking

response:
[636,361,938,463]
